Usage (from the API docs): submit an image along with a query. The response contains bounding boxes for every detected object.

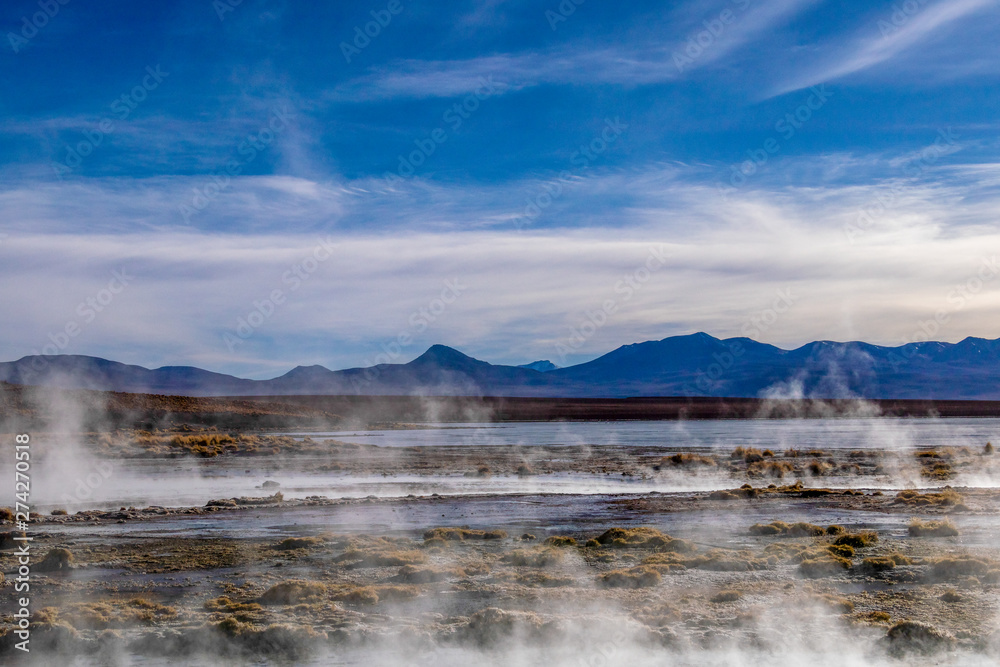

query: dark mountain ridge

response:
[1,333,998,399]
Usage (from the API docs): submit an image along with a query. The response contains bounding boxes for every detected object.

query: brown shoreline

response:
[248,394,1000,423]
[5,380,1000,432]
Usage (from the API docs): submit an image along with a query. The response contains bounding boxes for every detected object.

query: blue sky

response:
[1,0,999,377]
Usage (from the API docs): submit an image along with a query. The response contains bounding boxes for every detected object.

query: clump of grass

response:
[50,509,68,516]
[0,530,27,549]
[0,507,13,523]
[274,536,326,551]
[826,525,846,535]
[501,548,563,567]
[807,460,832,476]
[396,564,467,583]
[258,581,326,605]
[709,589,741,603]
[885,620,955,655]
[543,536,577,547]
[731,446,764,463]
[827,543,855,559]
[915,450,943,459]
[592,526,670,547]
[708,490,740,501]
[908,518,959,537]
[515,463,534,476]
[203,597,264,613]
[985,442,995,455]
[833,532,878,549]
[660,452,717,468]
[893,488,963,508]
[921,462,954,480]
[658,537,698,554]
[855,610,892,625]
[422,537,448,549]
[423,527,507,541]
[650,549,768,572]
[859,556,898,573]
[939,590,962,603]
[36,548,73,572]
[599,566,661,589]
[749,520,825,537]
[332,586,379,605]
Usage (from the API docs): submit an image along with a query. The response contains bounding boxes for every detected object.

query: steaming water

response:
[281,417,1000,449]
[14,417,1000,511]
[18,417,1000,666]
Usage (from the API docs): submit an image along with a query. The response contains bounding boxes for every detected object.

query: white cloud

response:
[1,157,999,375]
[771,0,998,96]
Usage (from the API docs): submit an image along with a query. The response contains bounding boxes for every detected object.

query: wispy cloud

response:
[771,0,998,95]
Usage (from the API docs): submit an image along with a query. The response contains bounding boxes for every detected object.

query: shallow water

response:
[281,417,1000,450]
[12,418,1000,511]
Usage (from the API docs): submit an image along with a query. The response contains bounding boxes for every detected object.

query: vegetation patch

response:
[258,581,327,605]
[749,520,825,537]
[893,488,963,508]
[423,527,507,541]
[592,527,672,548]
[501,548,563,567]
[274,536,326,551]
[657,453,717,468]
[395,564,467,583]
[35,548,73,572]
[833,532,878,549]
[709,589,742,603]
[885,620,955,655]
[599,566,661,589]
[907,518,959,537]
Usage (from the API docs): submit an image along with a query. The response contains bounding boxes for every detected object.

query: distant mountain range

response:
[2,332,999,399]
